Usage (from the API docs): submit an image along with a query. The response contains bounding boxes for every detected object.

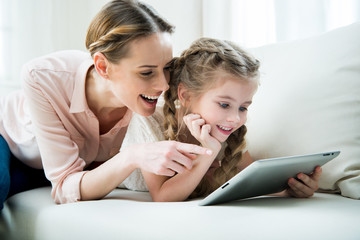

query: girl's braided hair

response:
[163,37,260,198]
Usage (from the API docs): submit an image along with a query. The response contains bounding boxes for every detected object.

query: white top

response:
[119,109,165,191]
[118,108,247,191]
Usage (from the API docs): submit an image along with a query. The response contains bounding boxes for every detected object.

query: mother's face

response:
[107,32,173,116]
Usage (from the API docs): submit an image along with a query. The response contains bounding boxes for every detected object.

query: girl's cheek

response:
[241,114,248,125]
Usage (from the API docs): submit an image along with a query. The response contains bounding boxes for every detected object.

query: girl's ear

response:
[93,52,110,79]
[177,83,191,107]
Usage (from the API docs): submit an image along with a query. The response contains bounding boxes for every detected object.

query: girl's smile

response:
[186,71,258,143]
[216,124,234,136]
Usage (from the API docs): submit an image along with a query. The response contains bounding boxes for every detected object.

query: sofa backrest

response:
[247,22,360,199]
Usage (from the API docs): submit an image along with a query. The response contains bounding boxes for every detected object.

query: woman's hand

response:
[183,114,221,153]
[125,140,212,177]
[283,166,322,198]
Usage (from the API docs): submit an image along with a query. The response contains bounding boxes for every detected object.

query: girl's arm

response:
[143,113,222,202]
[143,149,255,202]
[274,166,322,198]
[142,151,217,202]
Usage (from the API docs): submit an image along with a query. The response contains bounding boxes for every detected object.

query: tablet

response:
[199,150,340,206]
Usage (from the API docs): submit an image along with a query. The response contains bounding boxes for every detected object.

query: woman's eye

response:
[140,71,153,76]
[239,107,248,112]
[164,66,172,72]
[219,103,229,109]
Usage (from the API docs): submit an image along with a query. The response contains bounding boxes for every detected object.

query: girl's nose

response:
[227,111,241,123]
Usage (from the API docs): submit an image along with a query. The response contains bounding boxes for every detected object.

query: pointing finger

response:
[176,142,213,156]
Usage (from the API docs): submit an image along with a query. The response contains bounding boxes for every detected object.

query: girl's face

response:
[107,32,173,116]
[187,72,258,143]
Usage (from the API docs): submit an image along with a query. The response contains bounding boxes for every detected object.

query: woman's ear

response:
[93,52,110,79]
[177,83,191,107]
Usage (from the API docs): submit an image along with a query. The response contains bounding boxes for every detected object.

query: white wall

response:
[4,0,358,96]
[1,0,110,95]
[0,0,202,96]
[143,0,202,56]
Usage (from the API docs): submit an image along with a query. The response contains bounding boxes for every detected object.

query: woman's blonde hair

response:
[85,0,174,63]
[163,37,260,198]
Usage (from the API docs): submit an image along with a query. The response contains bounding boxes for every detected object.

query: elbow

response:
[151,195,172,202]
[52,186,80,204]
[152,198,167,202]
[152,198,179,202]
[150,192,186,202]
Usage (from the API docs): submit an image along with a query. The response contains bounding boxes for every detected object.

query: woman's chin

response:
[134,107,156,117]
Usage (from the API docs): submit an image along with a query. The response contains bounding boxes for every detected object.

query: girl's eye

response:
[239,107,248,112]
[219,102,229,109]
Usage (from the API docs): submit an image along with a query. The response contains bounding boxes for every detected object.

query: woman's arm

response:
[23,68,90,204]
[80,111,212,201]
[23,66,211,203]
[81,140,212,201]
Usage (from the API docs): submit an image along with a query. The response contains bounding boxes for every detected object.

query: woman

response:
[0,0,211,209]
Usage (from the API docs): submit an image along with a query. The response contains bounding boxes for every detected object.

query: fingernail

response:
[206,149,213,155]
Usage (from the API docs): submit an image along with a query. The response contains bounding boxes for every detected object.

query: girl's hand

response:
[183,114,221,153]
[125,141,213,177]
[284,166,322,198]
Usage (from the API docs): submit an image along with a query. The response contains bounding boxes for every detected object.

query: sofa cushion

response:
[246,22,360,199]
[1,187,360,240]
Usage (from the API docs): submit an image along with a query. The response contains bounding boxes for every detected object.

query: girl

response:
[0,0,211,209]
[120,37,322,201]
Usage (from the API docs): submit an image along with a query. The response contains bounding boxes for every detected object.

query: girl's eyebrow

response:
[243,100,253,105]
[217,95,252,104]
[218,95,235,101]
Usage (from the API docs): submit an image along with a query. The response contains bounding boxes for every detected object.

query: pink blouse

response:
[0,50,132,204]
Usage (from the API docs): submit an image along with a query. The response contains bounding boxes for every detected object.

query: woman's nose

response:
[154,73,169,92]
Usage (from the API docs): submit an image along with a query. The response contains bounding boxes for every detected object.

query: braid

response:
[163,63,179,140]
[213,126,247,188]
[189,125,247,198]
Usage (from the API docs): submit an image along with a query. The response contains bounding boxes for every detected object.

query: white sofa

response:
[1,187,360,240]
[1,22,360,240]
